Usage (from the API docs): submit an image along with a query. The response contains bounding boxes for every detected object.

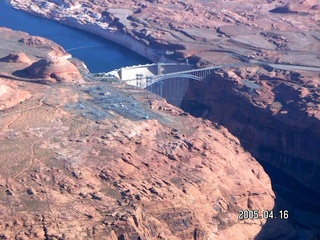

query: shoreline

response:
[8,2,178,67]
[8,1,320,71]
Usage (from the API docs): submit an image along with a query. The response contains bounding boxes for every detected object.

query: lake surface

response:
[0,1,150,72]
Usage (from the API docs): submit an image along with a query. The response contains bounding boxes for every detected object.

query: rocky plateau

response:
[1,0,320,239]
[0,27,294,239]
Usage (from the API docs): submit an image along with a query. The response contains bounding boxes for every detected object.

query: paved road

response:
[250,59,320,72]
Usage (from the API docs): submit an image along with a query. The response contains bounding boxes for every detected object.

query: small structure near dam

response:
[106,62,194,88]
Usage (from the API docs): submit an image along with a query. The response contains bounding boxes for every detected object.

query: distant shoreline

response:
[8,2,174,66]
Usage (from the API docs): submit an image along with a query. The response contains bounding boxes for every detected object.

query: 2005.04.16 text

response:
[238,210,289,220]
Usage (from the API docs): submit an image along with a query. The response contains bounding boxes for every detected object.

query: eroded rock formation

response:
[2,0,320,237]
[24,56,82,83]
[0,81,32,110]
[0,52,32,64]
[0,27,82,84]
[0,28,293,239]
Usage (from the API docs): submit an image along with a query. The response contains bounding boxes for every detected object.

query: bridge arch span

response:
[148,74,202,88]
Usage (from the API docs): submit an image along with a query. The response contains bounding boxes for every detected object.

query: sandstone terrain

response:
[2,0,320,238]
[0,28,294,239]
[9,0,320,66]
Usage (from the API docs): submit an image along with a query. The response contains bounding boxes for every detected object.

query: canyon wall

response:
[181,69,320,193]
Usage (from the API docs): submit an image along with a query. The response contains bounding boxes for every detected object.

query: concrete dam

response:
[105,62,226,106]
[106,63,194,106]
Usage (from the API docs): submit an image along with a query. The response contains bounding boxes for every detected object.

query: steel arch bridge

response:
[121,63,248,89]
[145,66,221,87]
[117,62,259,103]
[150,73,202,83]
[122,65,224,89]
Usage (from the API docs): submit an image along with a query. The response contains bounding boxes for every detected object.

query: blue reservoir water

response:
[0,0,150,72]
